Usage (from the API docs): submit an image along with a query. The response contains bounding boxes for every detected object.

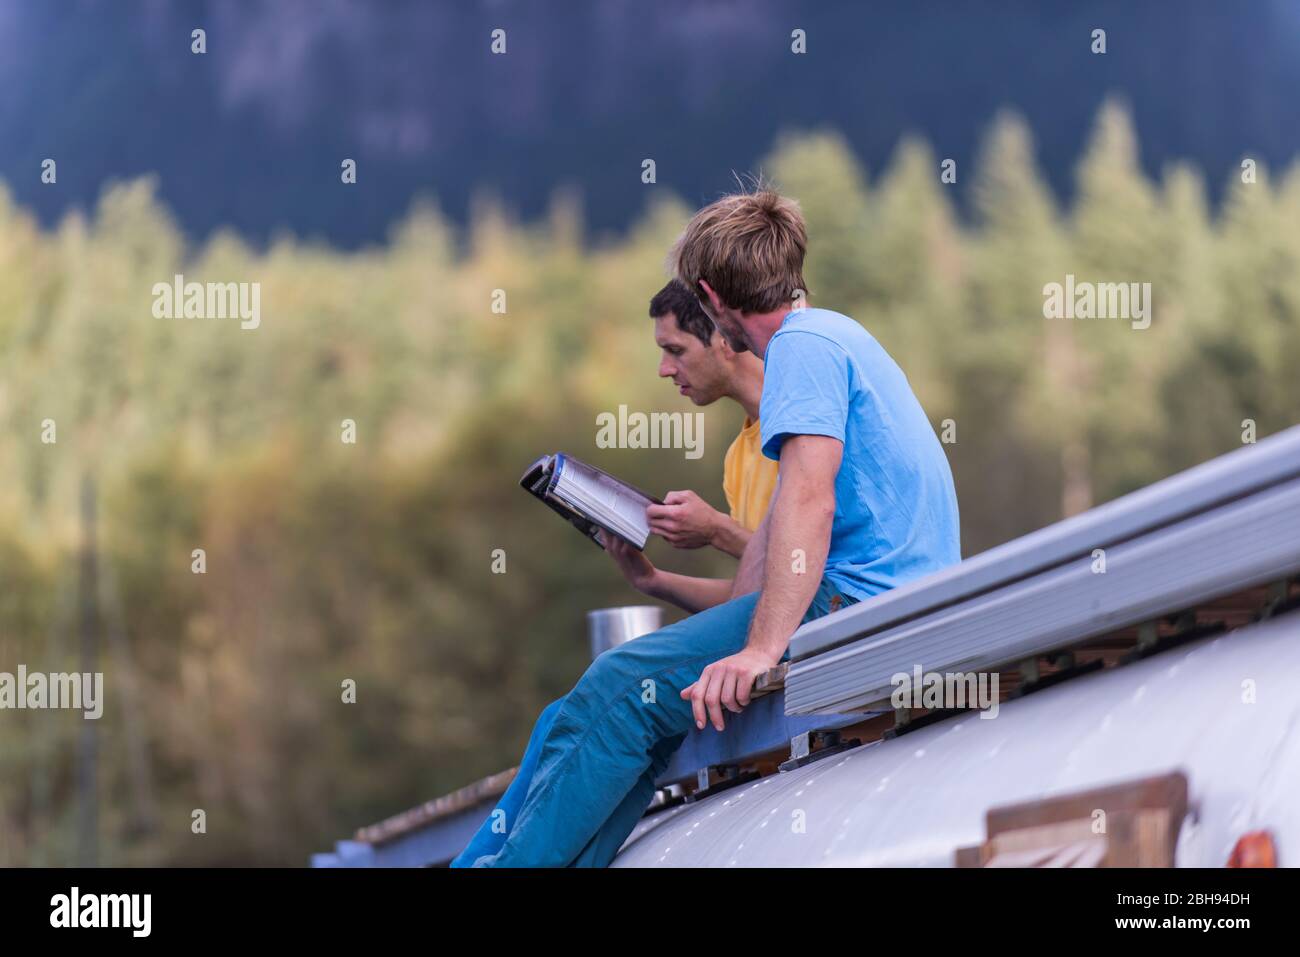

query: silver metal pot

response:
[586,605,662,660]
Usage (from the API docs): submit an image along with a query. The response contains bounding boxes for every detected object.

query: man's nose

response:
[659,357,675,378]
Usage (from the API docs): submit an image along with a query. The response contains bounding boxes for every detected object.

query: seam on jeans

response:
[505,648,725,857]
[530,630,776,839]
[556,647,731,757]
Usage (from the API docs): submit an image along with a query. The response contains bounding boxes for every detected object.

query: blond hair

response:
[671,186,808,314]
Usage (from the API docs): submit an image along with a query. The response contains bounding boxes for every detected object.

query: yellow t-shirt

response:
[722,416,780,531]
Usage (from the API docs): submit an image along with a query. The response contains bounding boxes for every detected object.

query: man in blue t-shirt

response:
[758,306,961,598]
[455,187,960,868]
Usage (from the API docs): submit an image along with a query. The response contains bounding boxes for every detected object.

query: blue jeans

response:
[450,578,857,868]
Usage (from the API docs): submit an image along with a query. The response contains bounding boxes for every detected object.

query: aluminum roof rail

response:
[785,424,1300,715]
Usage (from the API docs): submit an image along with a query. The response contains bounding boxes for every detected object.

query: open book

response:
[520,453,660,550]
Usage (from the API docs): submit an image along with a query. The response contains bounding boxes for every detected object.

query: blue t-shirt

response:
[760,308,960,600]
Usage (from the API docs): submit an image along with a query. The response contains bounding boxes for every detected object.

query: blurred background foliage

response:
[2,102,1299,864]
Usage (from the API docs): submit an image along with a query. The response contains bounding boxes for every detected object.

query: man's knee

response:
[560,642,684,738]
[571,643,646,711]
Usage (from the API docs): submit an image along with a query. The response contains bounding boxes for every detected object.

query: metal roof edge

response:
[790,423,1300,661]
[786,477,1300,714]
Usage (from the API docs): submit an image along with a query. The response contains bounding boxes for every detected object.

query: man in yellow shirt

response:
[455,283,779,865]
[642,279,778,558]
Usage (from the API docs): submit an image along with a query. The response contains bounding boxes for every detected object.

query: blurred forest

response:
[2,102,1299,865]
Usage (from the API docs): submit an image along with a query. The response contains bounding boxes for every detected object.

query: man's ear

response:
[697,279,725,316]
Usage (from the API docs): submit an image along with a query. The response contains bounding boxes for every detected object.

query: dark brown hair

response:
[649,279,714,346]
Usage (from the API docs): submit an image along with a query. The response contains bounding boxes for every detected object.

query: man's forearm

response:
[710,516,752,560]
[744,484,833,658]
[645,572,735,614]
[730,510,770,598]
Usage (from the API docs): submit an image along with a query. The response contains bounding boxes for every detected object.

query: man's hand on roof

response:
[646,490,721,549]
[680,647,780,732]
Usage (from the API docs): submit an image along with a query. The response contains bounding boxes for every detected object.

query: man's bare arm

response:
[646,490,752,559]
[730,493,774,598]
[744,435,839,659]
[640,570,735,613]
[681,436,840,731]
[603,535,734,613]
[709,516,752,559]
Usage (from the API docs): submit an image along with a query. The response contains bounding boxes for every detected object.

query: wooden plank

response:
[985,771,1187,837]
[752,663,788,697]
[356,767,517,845]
